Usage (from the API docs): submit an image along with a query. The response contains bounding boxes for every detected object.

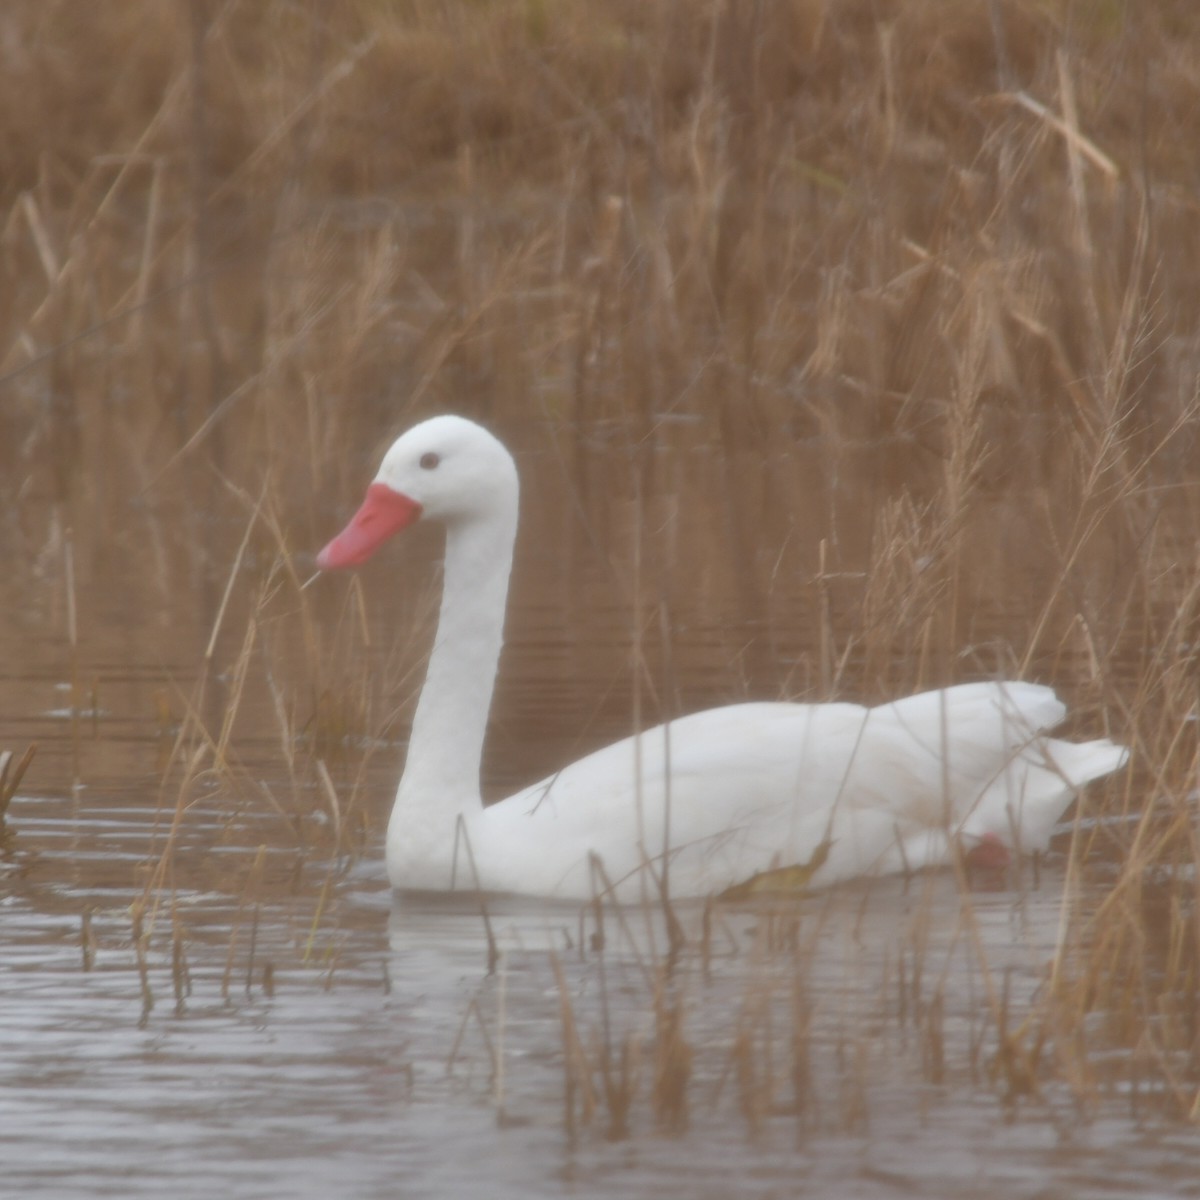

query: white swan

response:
[317,415,1128,902]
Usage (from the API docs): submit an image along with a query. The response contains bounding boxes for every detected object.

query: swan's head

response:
[317,415,518,569]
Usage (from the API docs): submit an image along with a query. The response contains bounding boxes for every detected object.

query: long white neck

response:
[392,502,517,825]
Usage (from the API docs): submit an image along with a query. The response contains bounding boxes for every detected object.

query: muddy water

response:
[0,429,1194,1199]
[4,796,1197,1200]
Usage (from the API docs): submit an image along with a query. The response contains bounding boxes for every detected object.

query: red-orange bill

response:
[317,483,422,569]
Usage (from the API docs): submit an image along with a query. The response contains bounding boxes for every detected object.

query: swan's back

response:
[476,682,1126,900]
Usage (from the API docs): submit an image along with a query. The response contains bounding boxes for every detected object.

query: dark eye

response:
[419,452,440,470]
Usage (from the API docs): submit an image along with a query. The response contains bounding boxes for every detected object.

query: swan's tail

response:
[968,727,1128,854]
[886,681,1129,855]
[1042,735,1129,789]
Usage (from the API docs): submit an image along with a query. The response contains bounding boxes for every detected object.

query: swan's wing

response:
[477,684,1126,899]
[484,701,875,898]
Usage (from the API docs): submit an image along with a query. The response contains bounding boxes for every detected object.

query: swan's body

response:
[318,416,1127,902]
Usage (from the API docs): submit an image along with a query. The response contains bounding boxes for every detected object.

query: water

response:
[1,431,1196,1199]
[2,786,1198,1198]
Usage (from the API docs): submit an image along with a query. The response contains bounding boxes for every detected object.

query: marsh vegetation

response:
[2,1,1200,1193]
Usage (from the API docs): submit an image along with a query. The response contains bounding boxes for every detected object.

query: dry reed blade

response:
[204,480,269,664]
[0,745,35,820]
[446,996,498,1082]
[223,843,267,998]
[79,908,95,972]
[314,759,343,848]
[451,814,499,975]
[550,951,597,1138]
[131,903,154,1027]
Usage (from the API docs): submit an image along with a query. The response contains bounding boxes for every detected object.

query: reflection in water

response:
[0,788,1196,1198]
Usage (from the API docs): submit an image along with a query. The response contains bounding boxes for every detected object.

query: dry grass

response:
[0,745,36,822]
[2,0,1200,1127]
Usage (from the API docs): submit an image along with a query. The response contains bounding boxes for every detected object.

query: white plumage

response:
[318,416,1127,902]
